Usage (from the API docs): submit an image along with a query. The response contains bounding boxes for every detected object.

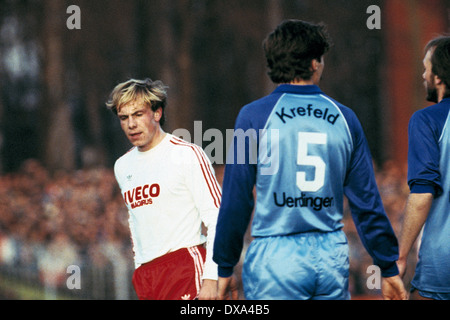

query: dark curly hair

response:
[263,19,332,84]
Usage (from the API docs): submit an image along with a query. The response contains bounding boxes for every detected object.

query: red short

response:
[132,245,206,300]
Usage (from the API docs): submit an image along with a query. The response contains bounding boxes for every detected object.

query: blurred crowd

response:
[0,158,416,299]
[0,159,134,299]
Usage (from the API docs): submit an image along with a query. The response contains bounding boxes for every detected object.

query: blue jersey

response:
[407,97,450,292]
[213,84,399,278]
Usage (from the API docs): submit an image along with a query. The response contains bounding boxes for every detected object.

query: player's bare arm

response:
[398,193,433,278]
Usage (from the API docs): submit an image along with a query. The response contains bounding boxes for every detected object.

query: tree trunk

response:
[40,0,76,172]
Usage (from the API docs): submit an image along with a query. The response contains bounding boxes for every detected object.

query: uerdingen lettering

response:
[274,192,334,211]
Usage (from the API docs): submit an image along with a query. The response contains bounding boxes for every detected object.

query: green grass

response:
[0,275,76,300]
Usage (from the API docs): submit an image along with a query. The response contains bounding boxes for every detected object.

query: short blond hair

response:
[106,78,168,126]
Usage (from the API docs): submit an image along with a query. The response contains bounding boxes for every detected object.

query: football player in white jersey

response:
[106,78,221,300]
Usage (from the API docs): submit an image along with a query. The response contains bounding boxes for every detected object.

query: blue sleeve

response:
[342,107,399,277]
[213,107,257,277]
[407,109,445,197]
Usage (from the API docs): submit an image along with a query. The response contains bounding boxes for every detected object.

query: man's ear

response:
[153,108,162,122]
[311,59,319,71]
[153,107,163,122]
[311,57,325,72]
[434,74,444,86]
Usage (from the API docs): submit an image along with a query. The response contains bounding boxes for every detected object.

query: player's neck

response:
[289,75,320,86]
[437,85,450,102]
[138,129,167,153]
[289,79,315,85]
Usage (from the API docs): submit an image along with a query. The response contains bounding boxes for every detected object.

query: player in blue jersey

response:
[213,19,406,300]
[398,36,450,300]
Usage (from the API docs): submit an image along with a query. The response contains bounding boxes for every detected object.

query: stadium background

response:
[0,0,448,299]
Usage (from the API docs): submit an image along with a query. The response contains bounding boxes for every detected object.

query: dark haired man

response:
[398,36,450,300]
[213,20,406,300]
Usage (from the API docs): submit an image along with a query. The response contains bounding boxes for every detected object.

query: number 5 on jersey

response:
[297,132,327,192]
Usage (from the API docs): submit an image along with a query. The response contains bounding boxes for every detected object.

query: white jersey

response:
[114,133,221,280]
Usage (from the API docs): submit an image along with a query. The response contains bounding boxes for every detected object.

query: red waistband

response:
[140,245,205,268]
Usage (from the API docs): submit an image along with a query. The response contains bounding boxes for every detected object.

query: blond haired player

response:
[106,78,221,300]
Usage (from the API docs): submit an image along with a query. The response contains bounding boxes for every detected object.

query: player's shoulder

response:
[412,100,450,122]
[115,146,137,166]
[238,97,269,120]
[235,92,285,131]
[113,147,137,182]
[318,93,363,132]
[319,94,356,117]
[167,134,206,157]
[409,101,450,140]
[167,134,196,149]
[242,92,282,111]
[167,134,213,169]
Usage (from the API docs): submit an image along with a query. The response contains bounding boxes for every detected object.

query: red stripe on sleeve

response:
[170,137,221,208]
